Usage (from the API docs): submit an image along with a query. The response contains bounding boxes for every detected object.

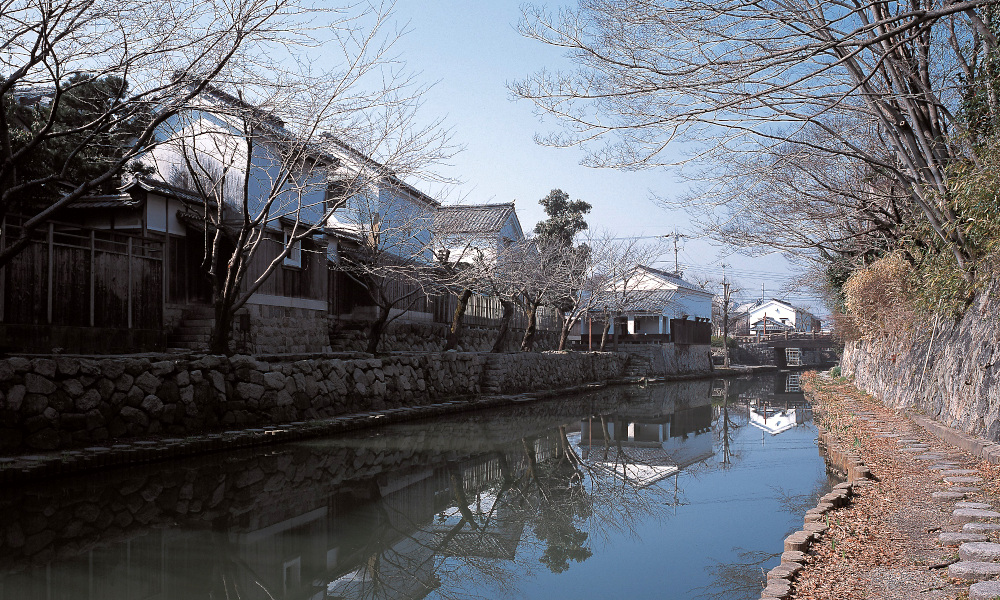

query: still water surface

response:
[0,372,831,600]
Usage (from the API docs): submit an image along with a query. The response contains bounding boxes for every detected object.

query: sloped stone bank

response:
[842,276,1000,441]
[0,351,627,453]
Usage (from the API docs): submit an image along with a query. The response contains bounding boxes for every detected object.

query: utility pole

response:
[722,262,731,368]
[670,230,687,275]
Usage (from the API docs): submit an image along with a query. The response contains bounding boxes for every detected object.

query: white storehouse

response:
[736,298,821,335]
[584,265,714,336]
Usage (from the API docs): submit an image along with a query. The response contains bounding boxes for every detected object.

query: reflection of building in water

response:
[749,406,806,435]
[785,372,802,392]
[576,403,715,487]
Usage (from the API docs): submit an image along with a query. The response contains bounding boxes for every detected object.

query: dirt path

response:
[787,373,1000,600]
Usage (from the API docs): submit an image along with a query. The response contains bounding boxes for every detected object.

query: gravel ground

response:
[792,373,993,600]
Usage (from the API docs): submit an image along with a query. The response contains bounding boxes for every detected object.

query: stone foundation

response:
[619,343,714,376]
[0,350,626,453]
[236,304,331,354]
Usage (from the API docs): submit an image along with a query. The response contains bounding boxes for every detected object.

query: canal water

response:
[0,371,832,600]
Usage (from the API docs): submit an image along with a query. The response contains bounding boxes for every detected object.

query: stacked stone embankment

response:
[0,351,627,454]
[842,276,1000,442]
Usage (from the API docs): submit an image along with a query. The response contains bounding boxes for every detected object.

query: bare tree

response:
[512,1,1000,280]
[151,4,454,354]
[468,242,521,353]
[588,234,664,351]
[509,239,569,352]
[0,0,333,267]
[551,241,604,351]
[332,179,442,355]
[430,213,500,351]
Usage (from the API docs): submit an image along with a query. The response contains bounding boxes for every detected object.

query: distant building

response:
[734,298,821,336]
[584,265,714,336]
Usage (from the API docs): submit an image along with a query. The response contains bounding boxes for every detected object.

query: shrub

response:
[842,254,920,339]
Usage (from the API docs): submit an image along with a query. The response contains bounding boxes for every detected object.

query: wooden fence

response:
[431,291,561,331]
[1,220,163,330]
[670,318,712,345]
[573,318,712,347]
[328,267,562,332]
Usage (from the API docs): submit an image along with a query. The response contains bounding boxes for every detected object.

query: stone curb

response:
[910,414,1000,464]
[760,381,878,600]
[759,470,866,599]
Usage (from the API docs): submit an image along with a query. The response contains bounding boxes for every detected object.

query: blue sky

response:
[389,1,822,312]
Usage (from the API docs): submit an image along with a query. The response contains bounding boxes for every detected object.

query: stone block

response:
[940,532,988,545]
[6,385,25,411]
[24,373,56,395]
[950,561,1000,581]
[26,428,59,450]
[100,359,126,380]
[31,358,57,378]
[960,542,1000,562]
[120,406,149,427]
[141,395,164,417]
[76,389,102,412]
[135,372,160,395]
[970,580,1000,600]
[236,382,265,401]
[954,508,1000,523]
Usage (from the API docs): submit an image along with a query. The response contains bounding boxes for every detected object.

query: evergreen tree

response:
[533,189,591,247]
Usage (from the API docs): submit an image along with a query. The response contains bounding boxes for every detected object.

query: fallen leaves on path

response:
[789,374,972,600]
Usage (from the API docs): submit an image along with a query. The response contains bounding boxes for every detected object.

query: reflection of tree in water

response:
[322,422,677,600]
[713,380,745,468]
[523,432,594,574]
[698,548,780,600]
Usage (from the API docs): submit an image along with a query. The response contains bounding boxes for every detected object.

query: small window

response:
[283,232,302,268]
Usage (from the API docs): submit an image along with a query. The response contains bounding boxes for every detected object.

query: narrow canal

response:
[0,372,832,600]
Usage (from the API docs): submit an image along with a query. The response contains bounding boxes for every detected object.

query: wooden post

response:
[90,230,96,327]
[47,222,54,324]
[163,201,169,315]
[127,236,133,329]
[0,216,6,322]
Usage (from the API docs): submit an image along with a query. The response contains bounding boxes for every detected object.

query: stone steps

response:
[167,308,215,351]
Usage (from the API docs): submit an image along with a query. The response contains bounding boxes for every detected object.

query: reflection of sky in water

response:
[0,372,829,600]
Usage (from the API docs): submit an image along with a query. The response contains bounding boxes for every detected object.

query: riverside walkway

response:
[776,374,1000,600]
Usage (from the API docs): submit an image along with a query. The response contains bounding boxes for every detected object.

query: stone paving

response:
[771,375,1000,600]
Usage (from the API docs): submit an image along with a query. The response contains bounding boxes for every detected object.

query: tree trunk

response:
[558,319,571,351]
[520,302,538,352]
[612,313,621,352]
[491,299,514,353]
[209,298,235,355]
[445,288,473,351]
[366,304,391,354]
[599,317,611,352]
[722,303,730,368]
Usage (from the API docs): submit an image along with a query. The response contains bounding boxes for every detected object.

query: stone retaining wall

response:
[618,342,713,376]
[239,304,331,354]
[482,351,628,393]
[842,276,1000,442]
[0,350,626,453]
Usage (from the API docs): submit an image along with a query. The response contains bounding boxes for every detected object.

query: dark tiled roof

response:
[433,203,515,234]
[66,194,140,209]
